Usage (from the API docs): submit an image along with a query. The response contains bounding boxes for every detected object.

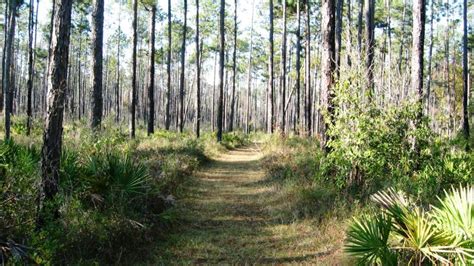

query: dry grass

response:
[153,144,349,264]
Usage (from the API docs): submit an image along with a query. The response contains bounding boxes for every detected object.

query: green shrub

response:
[346,186,474,265]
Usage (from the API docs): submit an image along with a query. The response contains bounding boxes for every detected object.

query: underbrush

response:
[0,119,211,264]
[261,104,473,263]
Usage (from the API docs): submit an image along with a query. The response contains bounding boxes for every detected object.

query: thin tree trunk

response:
[91,0,104,129]
[147,5,156,135]
[295,0,301,135]
[365,0,375,99]
[115,2,121,123]
[179,0,187,132]
[26,0,35,135]
[335,0,343,77]
[195,0,201,137]
[229,0,237,132]
[268,0,274,133]
[280,0,287,134]
[412,0,425,123]
[357,0,363,60]
[3,1,18,140]
[462,0,469,149]
[0,1,7,112]
[246,0,255,134]
[165,0,172,130]
[130,0,138,138]
[426,0,434,114]
[38,0,73,227]
[305,1,312,135]
[321,0,336,152]
[217,0,225,141]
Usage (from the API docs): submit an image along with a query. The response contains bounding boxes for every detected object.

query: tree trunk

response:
[26,0,35,135]
[246,0,255,134]
[195,0,201,137]
[357,0,363,60]
[229,0,238,132]
[0,2,7,113]
[38,0,73,227]
[165,0,172,130]
[3,0,19,140]
[91,0,104,130]
[412,0,425,122]
[365,0,375,99]
[115,2,121,123]
[295,0,301,135]
[335,0,343,77]
[268,0,274,133]
[462,0,469,149]
[130,0,138,138]
[426,0,434,114]
[147,5,156,135]
[305,1,312,136]
[179,0,187,132]
[217,0,225,141]
[280,0,287,134]
[321,0,336,152]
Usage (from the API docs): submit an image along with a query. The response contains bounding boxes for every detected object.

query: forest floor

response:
[152,144,346,264]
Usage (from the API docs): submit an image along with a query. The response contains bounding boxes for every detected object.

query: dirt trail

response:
[153,144,343,264]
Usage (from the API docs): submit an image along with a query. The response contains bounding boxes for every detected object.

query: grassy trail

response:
[153,144,344,264]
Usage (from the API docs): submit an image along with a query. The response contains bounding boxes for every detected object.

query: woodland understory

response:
[0,0,473,264]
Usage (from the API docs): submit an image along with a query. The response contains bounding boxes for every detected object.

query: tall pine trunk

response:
[321,0,336,152]
[38,0,73,227]
[3,0,19,140]
[26,0,35,135]
[217,0,225,141]
[229,0,237,132]
[462,0,469,149]
[195,0,201,137]
[178,0,187,132]
[91,0,104,130]
[305,1,312,135]
[365,0,375,99]
[280,0,287,134]
[130,0,138,138]
[295,0,301,135]
[412,0,425,126]
[165,0,172,130]
[147,5,156,135]
[268,0,274,133]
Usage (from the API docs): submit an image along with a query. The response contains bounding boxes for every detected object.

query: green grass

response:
[152,145,349,264]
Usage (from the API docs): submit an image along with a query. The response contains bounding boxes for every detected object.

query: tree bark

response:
[38,0,73,227]
[27,0,35,135]
[305,1,312,135]
[412,0,425,121]
[178,0,187,132]
[147,5,156,135]
[246,0,255,134]
[365,0,375,99]
[295,0,301,135]
[280,0,287,134]
[268,0,274,133]
[3,0,19,140]
[217,0,225,141]
[195,0,201,137]
[426,0,434,114]
[91,0,104,130]
[335,0,343,77]
[130,0,138,138]
[462,0,469,149]
[321,0,336,152]
[229,0,238,132]
[165,0,172,130]
[357,0,363,60]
